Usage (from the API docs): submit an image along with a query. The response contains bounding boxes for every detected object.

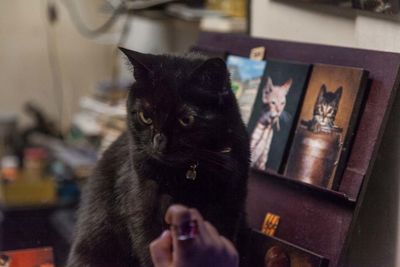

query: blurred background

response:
[1,0,400,266]
[0,0,248,265]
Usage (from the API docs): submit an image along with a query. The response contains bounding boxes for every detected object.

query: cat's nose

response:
[153,133,167,152]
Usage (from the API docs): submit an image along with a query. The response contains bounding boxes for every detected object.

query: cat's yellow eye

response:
[179,115,194,127]
[138,111,152,125]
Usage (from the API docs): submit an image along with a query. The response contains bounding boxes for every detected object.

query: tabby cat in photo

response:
[308,84,342,134]
[67,49,250,267]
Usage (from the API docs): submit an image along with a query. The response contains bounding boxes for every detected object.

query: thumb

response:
[150,230,173,267]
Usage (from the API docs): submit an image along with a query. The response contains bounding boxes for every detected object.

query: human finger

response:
[165,205,206,243]
[149,230,173,267]
[165,204,191,226]
[203,221,222,245]
[220,235,239,265]
[187,208,208,241]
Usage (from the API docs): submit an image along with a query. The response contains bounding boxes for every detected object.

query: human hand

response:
[150,205,239,267]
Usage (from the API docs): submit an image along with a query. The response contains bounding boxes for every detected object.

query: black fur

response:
[67,49,250,267]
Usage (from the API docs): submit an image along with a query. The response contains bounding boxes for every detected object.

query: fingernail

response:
[161,230,169,237]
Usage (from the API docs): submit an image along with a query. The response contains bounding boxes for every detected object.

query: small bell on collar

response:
[186,162,198,180]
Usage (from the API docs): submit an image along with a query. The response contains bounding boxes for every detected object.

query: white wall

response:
[117,15,199,81]
[251,1,400,266]
[0,1,117,130]
[252,0,400,52]
[0,1,198,131]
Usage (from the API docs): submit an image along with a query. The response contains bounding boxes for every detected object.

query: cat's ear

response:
[262,77,273,103]
[119,47,154,80]
[321,84,327,94]
[281,79,292,94]
[335,86,343,98]
[265,77,274,93]
[190,58,228,92]
[316,84,327,103]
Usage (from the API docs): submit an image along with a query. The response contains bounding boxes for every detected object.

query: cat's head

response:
[262,77,292,121]
[120,48,241,167]
[313,84,342,126]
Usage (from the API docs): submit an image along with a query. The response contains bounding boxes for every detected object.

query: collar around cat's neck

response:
[186,162,198,180]
[185,146,231,181]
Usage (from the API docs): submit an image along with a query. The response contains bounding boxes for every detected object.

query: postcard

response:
[226,55,267,124]
[284,63,368,189]
[248,60,310,173]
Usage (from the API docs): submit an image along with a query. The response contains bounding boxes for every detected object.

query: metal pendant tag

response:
[186,169,196,180]
[186,163,198,180]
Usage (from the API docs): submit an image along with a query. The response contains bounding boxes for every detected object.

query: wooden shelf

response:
[196,31,400,267]
[251,169,356,205]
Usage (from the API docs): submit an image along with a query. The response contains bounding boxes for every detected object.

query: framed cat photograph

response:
[284,63,369,189]
[248,230,329,267]
[247,60,311,173]
[226,55,267,124]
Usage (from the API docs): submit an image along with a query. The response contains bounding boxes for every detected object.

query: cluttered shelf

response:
[0,75,135,214]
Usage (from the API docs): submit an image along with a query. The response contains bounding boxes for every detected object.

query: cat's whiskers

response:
[194,148,234,171]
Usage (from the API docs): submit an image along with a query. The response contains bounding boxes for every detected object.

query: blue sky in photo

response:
[227,55,267,81]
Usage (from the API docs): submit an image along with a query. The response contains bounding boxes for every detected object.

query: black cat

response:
[67,49,250,267]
